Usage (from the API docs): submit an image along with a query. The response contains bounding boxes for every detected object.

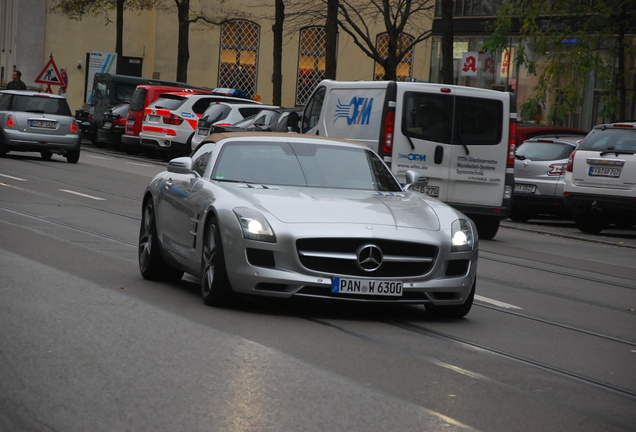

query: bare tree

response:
[287,0,435,81]
[337,0,435,81]
[324,0,339,79]
[272,0,285,105]
[440,0,454,84]
[50,0,156,72]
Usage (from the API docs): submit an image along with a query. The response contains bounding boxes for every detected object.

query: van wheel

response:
[574,214,605,234]
[473,217,500,240]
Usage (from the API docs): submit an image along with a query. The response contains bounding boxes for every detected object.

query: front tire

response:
[138,198,183,281]
[425,280,476,319]
[201,216,234,307]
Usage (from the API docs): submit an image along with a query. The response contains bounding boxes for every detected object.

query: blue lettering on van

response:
[398,153,427,162]
[334,97,374,125]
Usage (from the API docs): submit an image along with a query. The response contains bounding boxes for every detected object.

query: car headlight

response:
[451,219,475,252]
[233,207,276,242]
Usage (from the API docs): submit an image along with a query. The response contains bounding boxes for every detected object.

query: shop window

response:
[296,26,327,107]
[218,20,260,99]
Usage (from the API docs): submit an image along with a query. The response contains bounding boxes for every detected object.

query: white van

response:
[301,80,517,239]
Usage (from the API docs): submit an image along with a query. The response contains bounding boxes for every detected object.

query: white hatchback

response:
[564,122,636,233]
[139,93,260,157]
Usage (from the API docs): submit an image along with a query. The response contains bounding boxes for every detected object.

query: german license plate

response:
[589,166,621,177]
[148,115,160,122]
[30,120,55,128]
[514,183,536,194]
[410,185,440,198]
[331,277,403,296]
[103,121,112,129]
[127,118,135,125]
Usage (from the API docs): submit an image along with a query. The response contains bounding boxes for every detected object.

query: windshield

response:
[212,141,401,191]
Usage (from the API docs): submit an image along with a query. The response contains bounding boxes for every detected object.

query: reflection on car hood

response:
[226,185,441,230]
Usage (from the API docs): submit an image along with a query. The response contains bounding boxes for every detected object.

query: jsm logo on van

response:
[398,153,427,161]
[334,97,374,125]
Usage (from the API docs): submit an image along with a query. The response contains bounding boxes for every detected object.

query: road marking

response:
[127,161,152,167]
[475,295,522,310]
[59,189,106,201]
[88,155,110,160]
[0,173,27,181]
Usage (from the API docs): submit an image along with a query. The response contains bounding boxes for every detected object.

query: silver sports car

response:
[139,133,478,318]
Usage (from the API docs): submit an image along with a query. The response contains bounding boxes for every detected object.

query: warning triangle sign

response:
[35,57,63,86]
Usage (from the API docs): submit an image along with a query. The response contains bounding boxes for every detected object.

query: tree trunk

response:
[616,2,626,121]
[115,0,124,74]
[176,0,190,83]
[325,0,338,80]
[272,0,284,105]
[440,0,454,84]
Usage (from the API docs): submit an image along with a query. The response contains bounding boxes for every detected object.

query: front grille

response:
[297,238,438,277]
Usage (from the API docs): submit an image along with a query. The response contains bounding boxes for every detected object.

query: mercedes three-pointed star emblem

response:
[356,244,383,272]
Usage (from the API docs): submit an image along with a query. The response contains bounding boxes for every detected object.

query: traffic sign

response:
[35,55,63,86]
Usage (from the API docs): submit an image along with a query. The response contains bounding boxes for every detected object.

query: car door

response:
[157,147,215,264]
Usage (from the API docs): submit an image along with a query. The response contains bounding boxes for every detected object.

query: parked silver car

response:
[138,133,478,318]
[0,90,81,163]
[510,135,582,222]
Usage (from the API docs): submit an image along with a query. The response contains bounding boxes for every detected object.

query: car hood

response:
[226,184,441,230]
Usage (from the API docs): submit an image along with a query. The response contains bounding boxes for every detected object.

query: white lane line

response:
[59,189,106,201]
[0,173,28,181]
[88,155,110,160]
[126,161,152,167]
[475,295,523,310]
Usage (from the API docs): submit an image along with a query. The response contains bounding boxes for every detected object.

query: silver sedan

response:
[138,133,478,318]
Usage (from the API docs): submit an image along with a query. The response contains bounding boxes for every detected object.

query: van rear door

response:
[394,85,511,210]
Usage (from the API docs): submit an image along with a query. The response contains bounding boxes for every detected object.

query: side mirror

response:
[167,157,197,175]
[404,169,428,187]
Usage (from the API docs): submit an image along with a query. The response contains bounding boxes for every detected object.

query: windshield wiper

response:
[600,150,635,156]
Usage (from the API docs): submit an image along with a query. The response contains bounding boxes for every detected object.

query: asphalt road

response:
[1,146,635,432]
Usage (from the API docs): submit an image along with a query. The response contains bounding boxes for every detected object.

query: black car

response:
[96,102,129,148]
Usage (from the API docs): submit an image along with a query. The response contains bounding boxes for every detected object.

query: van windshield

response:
[403,92,503,146]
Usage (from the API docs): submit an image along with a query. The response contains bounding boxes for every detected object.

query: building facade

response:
[2,0,633,130]
[1,0,432,113]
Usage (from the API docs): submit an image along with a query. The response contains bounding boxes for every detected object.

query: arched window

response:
[374,33,414,81]
[296,26,327,106]
[218,20,260,99]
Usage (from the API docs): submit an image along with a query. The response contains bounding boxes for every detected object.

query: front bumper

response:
[220,222,478,306]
